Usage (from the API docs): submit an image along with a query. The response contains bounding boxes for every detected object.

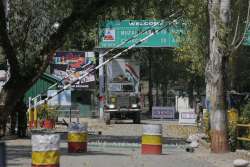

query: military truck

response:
[104,58,141,124]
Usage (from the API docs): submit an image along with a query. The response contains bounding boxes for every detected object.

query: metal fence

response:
[141,95,176,108]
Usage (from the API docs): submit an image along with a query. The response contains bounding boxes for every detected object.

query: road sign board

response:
[98,20,181,48]
[244,32,250,45]
[243,24,250,45]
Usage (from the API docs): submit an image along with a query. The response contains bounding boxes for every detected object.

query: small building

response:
[24,73,60,102]
[25,51,97,118]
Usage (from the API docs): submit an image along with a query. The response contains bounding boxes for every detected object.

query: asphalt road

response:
[6,139,241,167]
[4,120,245,167]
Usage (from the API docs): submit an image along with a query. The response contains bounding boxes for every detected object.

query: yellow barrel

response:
[227,108,238,123]
[31,133,60,167]
[203,109,210,137]
[203,110,209,127]
[33,108,38,128]
[28,108,37,129]
[141,124,162,154]
[68,123,88,153]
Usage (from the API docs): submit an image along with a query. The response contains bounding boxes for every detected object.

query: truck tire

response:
[104,113,111,125]
[133,112,141,124]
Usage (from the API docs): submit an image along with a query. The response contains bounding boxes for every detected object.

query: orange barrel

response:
[68,123,88,153]
[31,133,60,167]
[141,124,162,154]
[43,119,55,129]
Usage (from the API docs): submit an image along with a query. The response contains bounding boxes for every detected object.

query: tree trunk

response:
[156,80,160,106]
[162,82,168,106]
[207,0,231,153]
[0,104,6,137]
[188,79,194,108]
[0,89,9,137]
[0,81,24,137]
[17,99,27,137]
[10,108,16,135]
[148,55,153,113]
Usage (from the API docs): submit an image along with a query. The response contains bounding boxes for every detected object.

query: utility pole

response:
[98,50,105,119]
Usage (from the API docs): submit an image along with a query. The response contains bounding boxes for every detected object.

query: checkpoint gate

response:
[97,19,181,118]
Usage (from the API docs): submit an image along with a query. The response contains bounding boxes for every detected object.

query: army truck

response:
[104,58,141,124]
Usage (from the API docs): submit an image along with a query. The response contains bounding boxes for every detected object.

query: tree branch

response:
[234,0,250,50]
[0,1,19,78]
[231,15,239,46]
[27,0,118,87]
[20,16,33,66]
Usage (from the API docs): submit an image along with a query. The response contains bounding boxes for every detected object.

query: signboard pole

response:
[99,50,105,119]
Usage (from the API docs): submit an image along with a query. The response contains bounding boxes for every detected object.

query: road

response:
[6,139,237,167]
[4,120,246,167]
[6,141,245,167]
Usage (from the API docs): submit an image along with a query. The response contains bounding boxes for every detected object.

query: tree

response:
[177,0,250,153]
[206,0,231,153]
[176,0,208,105]
[0,0,127,136]
[206,0,250,153]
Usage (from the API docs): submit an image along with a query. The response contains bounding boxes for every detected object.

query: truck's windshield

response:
[109,83,134,92]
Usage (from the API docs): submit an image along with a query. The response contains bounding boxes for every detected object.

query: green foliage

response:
[8,0,71,78]
[228,123,237,151]
[226,102,250,151]
[239,101,250,124]
[229,46,250,92]
[230,0,249,44]
[175,0,250,97]
[237,101,250,150]
[37,103,58,120]
[172,0,208,96]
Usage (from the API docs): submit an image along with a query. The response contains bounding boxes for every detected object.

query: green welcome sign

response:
[98,20,181,48]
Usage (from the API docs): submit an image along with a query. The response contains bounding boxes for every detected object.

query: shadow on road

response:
[60,147,129,156]
[58,132,186,145]
[6,144,31,166]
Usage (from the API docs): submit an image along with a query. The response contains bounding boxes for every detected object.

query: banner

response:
[176,97,197,124]
[107,59,140,94]
[51,51,96,89]
[152,106,176,119]
[47,90,71,106]
[178,109,197,124]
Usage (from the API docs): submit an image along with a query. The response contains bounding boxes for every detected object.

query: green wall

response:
[24,73,59,102]
[25,73,96,118]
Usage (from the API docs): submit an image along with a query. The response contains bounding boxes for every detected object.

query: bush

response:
[228,123,237,151]
[239,101,250,124]
[238,101,250,150]
[37,103,58,120]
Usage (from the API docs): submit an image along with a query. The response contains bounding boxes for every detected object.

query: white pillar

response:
[98,50,105,119]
